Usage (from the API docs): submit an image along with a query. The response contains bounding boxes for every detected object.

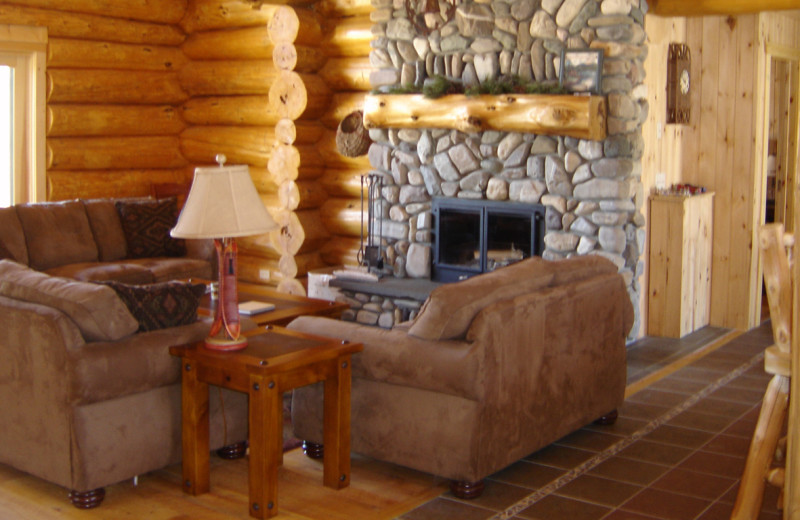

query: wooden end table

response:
[169,326,363,519]
[190,279,349,327]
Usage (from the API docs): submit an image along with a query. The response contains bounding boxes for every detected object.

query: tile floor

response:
[398,322,782,520]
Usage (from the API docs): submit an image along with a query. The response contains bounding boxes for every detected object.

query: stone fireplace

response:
[341,0,647,339]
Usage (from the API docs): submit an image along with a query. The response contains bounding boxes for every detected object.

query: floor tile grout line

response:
[487,350,765,520]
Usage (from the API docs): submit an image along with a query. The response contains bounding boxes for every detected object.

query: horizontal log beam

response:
[363,93,607,140]
[316,0,373,17]
[47,69,186,104]
[47,104,186,137]
[180,0,277,33]
[48,38,186,71]
[179,60,278,96]
[321,16,372,58]
[0,5,185,45]
[47,168,191,201]
[182,26,274,60]
[650,0,800,15]
[47,136,186,170]
[7,0,187,24]
[181,95,281,126]
[318,57,373,92]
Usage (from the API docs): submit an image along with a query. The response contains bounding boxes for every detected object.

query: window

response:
[0,25,47,206]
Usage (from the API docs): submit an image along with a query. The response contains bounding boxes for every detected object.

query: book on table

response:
[238,300,276,315]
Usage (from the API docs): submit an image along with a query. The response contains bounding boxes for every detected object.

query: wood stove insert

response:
[432,197,545,282]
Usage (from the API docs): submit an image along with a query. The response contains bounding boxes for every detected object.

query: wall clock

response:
[666,43,691,124]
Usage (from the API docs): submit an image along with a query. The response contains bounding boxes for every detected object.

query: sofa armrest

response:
[287,316,483,401]
[0,295,85,486]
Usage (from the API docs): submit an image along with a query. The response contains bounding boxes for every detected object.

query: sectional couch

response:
[0,198,248,508]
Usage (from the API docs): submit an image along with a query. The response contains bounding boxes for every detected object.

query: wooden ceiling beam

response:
[650,0,800,16]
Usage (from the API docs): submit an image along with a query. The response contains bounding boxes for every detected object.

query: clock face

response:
[679,69,690,95]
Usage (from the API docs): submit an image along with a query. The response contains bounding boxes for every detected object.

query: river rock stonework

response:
[364,0,648,339]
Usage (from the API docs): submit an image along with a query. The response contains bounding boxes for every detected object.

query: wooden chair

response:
[731,223,794,519]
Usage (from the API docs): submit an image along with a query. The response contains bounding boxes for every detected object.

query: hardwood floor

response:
[0,448,446,519]
[0,324,773,519]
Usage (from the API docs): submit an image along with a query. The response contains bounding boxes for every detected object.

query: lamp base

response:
[204,336,248,351]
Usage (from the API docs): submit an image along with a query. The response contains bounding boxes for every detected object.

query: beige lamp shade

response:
[171,164,277,239]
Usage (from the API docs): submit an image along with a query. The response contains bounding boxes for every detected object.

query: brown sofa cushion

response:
[0,260,138,342]
[408,257,555,340]
[408,255,620,341]
[16,201,99,271]
[45,262,155,285]
[0,206,28,265]
[116,198,186,258]
[99,280,205,332]
[83,199,128,261]
[17,201,97,271]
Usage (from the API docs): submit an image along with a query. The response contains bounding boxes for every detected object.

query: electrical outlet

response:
[259,269,270,281]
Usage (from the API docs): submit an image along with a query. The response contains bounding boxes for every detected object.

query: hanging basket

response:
[336,110,371,157]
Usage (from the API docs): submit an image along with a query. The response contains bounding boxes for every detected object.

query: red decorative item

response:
[206,237,246,350]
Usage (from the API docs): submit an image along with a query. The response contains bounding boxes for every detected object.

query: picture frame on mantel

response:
[559,49,604,94]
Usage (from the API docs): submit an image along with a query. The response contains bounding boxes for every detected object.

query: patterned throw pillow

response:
[115,198,186,258]
[99,280,206,332]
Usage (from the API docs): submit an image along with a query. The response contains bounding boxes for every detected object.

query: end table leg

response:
[181,359,210,495]
[323,354,352,489]
[249,376,281,518]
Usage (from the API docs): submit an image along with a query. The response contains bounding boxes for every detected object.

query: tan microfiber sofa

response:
[0,197,212,283]
[0,260,249,508]
[289,255,633,497]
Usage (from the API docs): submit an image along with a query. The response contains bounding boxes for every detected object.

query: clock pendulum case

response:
[667,43,691,124]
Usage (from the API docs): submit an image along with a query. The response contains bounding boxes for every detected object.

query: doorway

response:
[764,53,800,229]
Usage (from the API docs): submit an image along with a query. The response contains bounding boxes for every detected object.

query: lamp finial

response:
[215,154,227,167]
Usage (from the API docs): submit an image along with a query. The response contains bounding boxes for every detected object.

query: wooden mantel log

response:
[11,0,187,24]
[182,26,274,60]
[182,95,281,126]
[47,69,186,104]
[48,104,186,137]
[267,6,322,45]
[48,39,187,71]
[363,93,608,140]
[321,16,372,58]
[0,5,185,46]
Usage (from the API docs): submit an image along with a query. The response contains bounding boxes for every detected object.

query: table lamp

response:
[171,154,278,350]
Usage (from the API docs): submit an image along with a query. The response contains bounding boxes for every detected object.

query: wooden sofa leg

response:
[217,440,248,459]
[69,488,105,509]
[302,440,324,459]
[450,480,485,499]
[593,409,618,426]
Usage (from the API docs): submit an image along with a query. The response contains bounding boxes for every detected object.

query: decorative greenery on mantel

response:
[376,75,569,99]
[363,91,607,141]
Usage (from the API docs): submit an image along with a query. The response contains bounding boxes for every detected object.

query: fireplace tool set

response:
[359,173,384,274]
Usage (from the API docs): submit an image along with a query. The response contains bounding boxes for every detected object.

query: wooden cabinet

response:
[647,192,714,338]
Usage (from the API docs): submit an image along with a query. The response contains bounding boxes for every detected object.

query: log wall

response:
[0,0,192,200]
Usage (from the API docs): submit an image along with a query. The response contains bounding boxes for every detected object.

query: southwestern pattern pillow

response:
[115,198,186,258]
[99,280,206,332]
